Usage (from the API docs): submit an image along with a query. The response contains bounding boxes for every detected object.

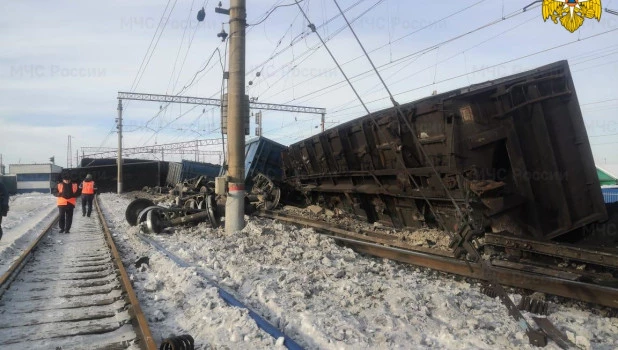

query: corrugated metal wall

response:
[166,160,221,186]
[602,188,618,203]
[65,160,166,193]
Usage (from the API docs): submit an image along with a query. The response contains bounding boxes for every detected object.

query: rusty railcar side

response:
[282,61,606,240]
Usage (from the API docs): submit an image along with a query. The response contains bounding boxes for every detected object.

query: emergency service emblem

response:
[542,0,602,32]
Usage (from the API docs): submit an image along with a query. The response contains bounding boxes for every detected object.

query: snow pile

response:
[98,195,278,348]
[4,193,616,349]
[0,193,56,276]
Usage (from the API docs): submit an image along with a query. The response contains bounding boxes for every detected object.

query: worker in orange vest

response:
[79,174,97,217]
[52,172,80,233]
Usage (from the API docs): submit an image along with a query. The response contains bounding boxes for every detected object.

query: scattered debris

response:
[159,334,195,350]
[518,295,550,316]
[135,256,150,268]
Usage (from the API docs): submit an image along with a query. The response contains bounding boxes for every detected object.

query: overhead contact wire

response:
[331,0,464,219]
[293,0,455,232]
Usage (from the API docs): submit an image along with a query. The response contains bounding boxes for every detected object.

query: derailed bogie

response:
[125,195,221,234]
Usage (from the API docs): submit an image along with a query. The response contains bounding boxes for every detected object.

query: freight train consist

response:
[124,60,611,245]
[123,61,618,329]
[282,61,607,241]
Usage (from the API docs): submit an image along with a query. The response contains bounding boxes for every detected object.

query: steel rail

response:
[257,210,618,309]
[95,197,157,350]
[0,214,58,294]
[485,233,618,269]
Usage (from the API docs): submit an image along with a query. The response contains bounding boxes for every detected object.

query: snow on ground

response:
[98,194,279,348]
[2,192,617,349]
[96,193,618,350]
[0,193,57,276]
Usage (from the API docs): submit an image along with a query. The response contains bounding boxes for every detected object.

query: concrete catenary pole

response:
[117,99,123,194]
[225,0,246,234]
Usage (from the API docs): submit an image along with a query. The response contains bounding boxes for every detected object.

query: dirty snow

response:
[281,205,452,250]
[98,193,618,349]
[2,193,617,349]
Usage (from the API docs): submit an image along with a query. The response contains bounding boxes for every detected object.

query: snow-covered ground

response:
[0,193,57,276]
[2,193,617,349]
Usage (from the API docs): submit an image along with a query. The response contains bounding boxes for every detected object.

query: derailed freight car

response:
[282,61,606,240]
[68,159,168,193]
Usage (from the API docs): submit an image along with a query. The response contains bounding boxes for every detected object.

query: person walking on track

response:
[79,174,97,217]
[53,173,80,233]
[0,181,9,240]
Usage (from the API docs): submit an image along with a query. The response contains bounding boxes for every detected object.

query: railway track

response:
[256,210,618,310]
[0,200,155,349]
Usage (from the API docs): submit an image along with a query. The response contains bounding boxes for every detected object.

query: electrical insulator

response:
[197,7,205,21]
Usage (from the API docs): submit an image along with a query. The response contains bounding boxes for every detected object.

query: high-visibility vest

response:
[82,181,95,195]
[57,183,78,206]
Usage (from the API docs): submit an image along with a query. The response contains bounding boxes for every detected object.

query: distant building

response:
[596,165,618,203]
[597,165,618,186]
[9,163,63,194]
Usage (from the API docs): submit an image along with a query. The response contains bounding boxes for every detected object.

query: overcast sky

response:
[1,0,617,168]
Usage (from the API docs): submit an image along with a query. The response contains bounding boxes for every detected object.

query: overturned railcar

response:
[282,61,606,240]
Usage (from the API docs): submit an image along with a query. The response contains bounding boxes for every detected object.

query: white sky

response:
[0,0,617,168]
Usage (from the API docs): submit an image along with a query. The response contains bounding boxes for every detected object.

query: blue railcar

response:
[218,137,287,191]
[243,137,287,190]
[166,160,221,186]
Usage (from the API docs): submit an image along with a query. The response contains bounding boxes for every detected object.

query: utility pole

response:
[67,135,73,168]
[321,113,325,132]
[224,0,246,234]
[117,99,123,194]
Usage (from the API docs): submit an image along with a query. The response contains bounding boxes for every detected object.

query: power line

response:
[257,0,386,98]
[591,141,618,145]
[176,47,223,95]
[589,133,618,138]
[259,0,490,102]
[570,49,618,67]
[582,98,618,106]
[275,3,538,106]
[254,2,536,136]
[172,0,214,94]
[247,0,305,26]
[134,44,224,146]
[332,0,464,219]
[247,8,304,97]
[328,27,618,116]
[256,0,387,98]
[129,0,173,93]
[572,57,618,73]
[245,0,372,77]
[325,13,539,114]
[293,0,467,244]
[166,0,198,94]
[131,0,180,92]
